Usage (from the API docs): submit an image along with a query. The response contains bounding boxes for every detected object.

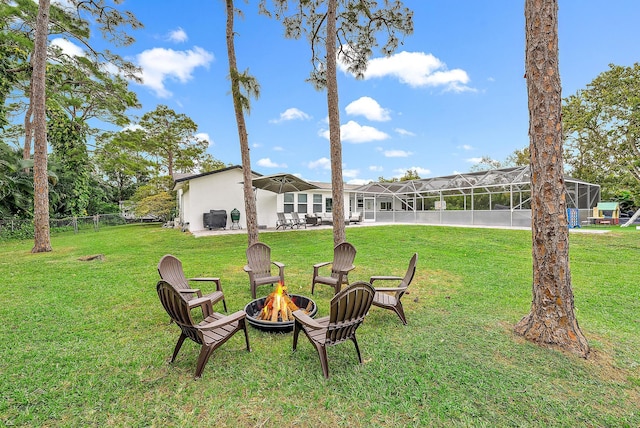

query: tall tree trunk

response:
[225,0,259,245]
[23,86,34,163]
[515,0,588,357]
[326,0,346,246]
[31,0,52,253]
[167,150,173,177]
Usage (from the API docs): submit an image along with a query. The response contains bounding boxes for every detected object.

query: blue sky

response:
[56,1,640,184]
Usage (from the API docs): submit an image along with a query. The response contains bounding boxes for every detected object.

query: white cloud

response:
[257,158,287,168]
[167,28,188,43]
[347,178,371,185]
[344,51,473,92]
[50,38,85,57]
[384,150,413,158]
[369,165,383,172]
[459,144,474,151]
[395,128,416,137]
[320,120,389,143]
[308,157,331,170]
[342,169,359,179]
[136,46,214,98]
[100,61,120,76]
[195,132,212,146]
[273,146,284,151]
[269,107,311,124]
[121,124,143,132]
[466,157,483,163]
[345,96,390,122]
[393,166,431,177]
[411,167,431,176]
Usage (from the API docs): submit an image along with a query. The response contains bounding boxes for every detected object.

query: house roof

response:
[173,166,360,193]
[172,165,262,191]
[173,165,262,190]
[173,165,262,183]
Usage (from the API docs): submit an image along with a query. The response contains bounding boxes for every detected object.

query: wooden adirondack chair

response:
[157,254,227,317]
[156,280,251,379]
[244,242,286,299]
[292,281,375,379]
[311,242,356,295]
[369,253,418,325]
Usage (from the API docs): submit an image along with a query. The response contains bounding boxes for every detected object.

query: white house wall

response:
[186,169,241,230]
[178,169,358,231]
[180,168,283,231]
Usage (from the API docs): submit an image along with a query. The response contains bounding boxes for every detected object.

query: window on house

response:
[284,193,294,213]
[313,194,322,213]
[325,197,333,213]
[297,193,308,213]
[401,199,414,211]
[381,201,392,211]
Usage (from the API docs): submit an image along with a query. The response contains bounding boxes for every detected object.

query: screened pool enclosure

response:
[351,166,600,228]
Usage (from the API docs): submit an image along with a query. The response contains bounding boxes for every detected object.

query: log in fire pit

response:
[244,283,317,332]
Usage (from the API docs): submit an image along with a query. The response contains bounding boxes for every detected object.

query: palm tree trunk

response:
[225,0,259,245]
[326,0,346,246]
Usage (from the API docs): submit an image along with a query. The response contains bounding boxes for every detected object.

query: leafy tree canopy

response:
[131,175,174,222]
[139,104,214,177]
[378,168,421,182]
[562,63,640,207]
[259,0,413,89]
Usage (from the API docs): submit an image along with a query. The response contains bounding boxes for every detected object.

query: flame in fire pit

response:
[258,282,311,322]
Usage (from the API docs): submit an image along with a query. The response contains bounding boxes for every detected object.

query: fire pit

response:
[244,284,317,332]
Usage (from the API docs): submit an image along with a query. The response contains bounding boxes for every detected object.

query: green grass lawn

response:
[1,224,638,427]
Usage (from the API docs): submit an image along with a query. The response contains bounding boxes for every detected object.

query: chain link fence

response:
[0,214,135,241]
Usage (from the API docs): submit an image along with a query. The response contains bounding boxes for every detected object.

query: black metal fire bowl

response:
[244,294,317,333]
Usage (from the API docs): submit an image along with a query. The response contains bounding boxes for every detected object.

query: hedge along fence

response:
[0,214,129,241]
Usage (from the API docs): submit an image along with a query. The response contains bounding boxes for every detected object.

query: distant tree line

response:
[1,103,225,222]
[0,1,224,225]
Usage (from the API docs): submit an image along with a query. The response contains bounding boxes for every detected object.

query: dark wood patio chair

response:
[305,213,321,226]
[369,253,418,325]
[156,280,250,379]
[244,242,285,299]
[311,242,356,295]
[292,281,375,379]
[157,254,227,318]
